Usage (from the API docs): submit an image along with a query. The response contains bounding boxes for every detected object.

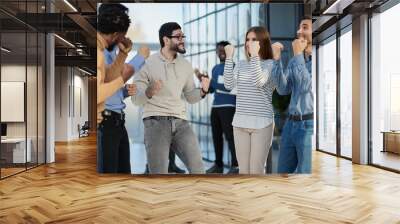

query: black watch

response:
[201,88,209,96]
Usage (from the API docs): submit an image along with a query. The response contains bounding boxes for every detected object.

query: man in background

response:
[203,41,238,174]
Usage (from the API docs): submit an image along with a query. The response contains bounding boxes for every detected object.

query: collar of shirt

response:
[158,50,179,64]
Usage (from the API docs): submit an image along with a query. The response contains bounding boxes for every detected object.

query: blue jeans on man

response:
[277,119,313,173]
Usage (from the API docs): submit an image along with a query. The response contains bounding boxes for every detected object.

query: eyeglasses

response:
[168,35,186,40]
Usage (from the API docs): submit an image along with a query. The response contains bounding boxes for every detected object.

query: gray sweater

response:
[131,52,203,120]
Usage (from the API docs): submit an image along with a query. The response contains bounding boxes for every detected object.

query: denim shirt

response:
[104,48,145,113]
[271,54,313,116]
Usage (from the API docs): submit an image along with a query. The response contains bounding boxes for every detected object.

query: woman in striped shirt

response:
[223,26,275,174]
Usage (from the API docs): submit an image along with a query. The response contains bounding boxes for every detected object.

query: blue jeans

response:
[277,119,314,174]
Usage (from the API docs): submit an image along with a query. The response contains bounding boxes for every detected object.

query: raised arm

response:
[97,48,124,104]
[288,54,312,94]
[248,56,271,88]
[104,38,132,83]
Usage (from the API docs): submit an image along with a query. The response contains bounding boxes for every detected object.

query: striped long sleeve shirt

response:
[224,56,275,129]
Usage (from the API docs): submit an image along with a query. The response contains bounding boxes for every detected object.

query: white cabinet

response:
[1,138,32,163]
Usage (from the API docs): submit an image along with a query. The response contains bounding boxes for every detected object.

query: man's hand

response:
[248,41,260,57]
[126,83,137,96]
[292,38,307,56]
[194,68,208,81]
[138,45,150,59]
[272,42,284,61]
[224,45,235,59]
[145,80,163,98]
[118,37,133,54]
[200,76,210,96]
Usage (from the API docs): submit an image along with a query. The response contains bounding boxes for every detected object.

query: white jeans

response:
[233,122,274,174]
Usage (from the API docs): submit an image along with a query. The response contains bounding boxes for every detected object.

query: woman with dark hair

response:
[223,26,275,174]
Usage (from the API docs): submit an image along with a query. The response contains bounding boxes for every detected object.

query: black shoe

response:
[144,164,149,174]
[206,164,224,174]
[168,163,186,174]
[227,166,239,174]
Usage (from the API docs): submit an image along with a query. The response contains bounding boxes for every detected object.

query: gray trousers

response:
[233,122,274,174]
[143,118,205,174]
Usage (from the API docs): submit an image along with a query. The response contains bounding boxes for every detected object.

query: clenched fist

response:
[145,80,163,99]
[224,45,235,59]
[292,38,307,56]
[200,76,210,94]
[248,41,260,57]
[118,37,133,54]
[138,45,150,59]
[272,42,284,61]
[126,83,137,96]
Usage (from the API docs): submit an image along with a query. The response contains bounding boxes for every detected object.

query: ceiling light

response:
[63,0,78,12]
[54,34,75,48]
[78,67,92,76]
[1,47,11,53]
[322,0,354,15]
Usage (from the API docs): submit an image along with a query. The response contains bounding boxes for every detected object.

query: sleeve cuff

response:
[291,54,306,67]
[249,56,260,62]
[225,58,234,63]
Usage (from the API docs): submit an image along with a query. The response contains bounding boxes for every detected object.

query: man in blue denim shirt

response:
[271,16,313,174]
[99,45,149,173]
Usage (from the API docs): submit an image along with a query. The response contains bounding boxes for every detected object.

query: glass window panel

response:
[239,45,247,61]
[207,3,215,14]
[235,46,241,61]
[251,3,265,27]
[318,36,337,154]
[371,4,400,171]
[38,32,46,165]
[208,51,216,76]
[190,3,198,21]
[269,4,296,38]
[340,29,352,158]
[191,21,199,54]
[184,24,192,55]
[239,4,251,45]
[216,10,227,42]
[183,4,190,22]
[227,6,238,46]
[216,3,226,10]
[199,18,207,53]
[27,31,38,169]
[207,14,216,50]
[1,31,28,177]
[199,53,208,76]
[199,3,206,17]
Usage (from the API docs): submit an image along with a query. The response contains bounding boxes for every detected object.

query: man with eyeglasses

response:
[131,22,210,174]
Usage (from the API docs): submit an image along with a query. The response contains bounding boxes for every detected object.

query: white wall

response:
[54,67,89,141]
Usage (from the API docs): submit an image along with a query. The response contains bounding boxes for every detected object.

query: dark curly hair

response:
[98,3,131,34]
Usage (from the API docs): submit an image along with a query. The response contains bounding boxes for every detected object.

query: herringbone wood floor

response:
[1,135,400,224]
